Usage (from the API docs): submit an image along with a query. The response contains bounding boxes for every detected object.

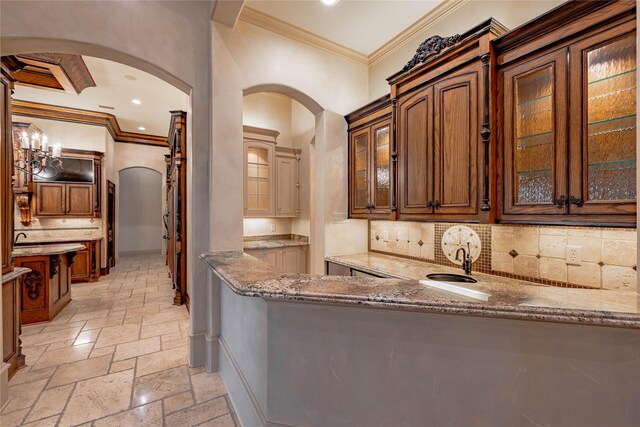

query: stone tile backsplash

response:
[369,220,637,291]
[14,216,102,242]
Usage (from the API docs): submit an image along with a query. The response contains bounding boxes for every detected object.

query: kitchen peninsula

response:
[13,243,83,324]
[202,250,639,426]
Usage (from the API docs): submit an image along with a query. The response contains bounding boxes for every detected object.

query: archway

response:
[242,83,331,273]
[118,167,164,257]
[2,0,216,370]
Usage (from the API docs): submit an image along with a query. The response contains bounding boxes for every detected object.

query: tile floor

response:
[1,254,238,427]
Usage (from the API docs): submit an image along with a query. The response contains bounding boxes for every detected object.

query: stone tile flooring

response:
[1,254,238,427]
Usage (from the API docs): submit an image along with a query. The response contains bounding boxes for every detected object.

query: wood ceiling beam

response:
[11,100,168,148]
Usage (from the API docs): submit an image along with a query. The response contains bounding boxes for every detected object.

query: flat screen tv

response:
[33,157,94,183]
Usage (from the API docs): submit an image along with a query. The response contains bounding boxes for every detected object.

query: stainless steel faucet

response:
[15,232,27,244]
[455,242,472,276]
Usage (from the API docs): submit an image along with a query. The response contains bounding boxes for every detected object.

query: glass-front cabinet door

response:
[244,141,275,217]
[503,49,568,214]
[371,119,391,211]
[569,26,637,216]
[349,127,370,214]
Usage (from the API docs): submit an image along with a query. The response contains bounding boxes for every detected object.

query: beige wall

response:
[243,92,293,147]
[368,0,565,99]
[291,99,314,238]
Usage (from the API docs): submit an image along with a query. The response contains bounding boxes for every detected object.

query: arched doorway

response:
[118,167,163,257]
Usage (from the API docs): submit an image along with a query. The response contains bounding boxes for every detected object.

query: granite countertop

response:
[243,239,309,250]
[13,243,86,257]
[201,250,640,329]
[15,236,102,245]
[2,267,31,284]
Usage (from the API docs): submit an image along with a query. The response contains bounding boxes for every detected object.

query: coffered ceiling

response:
[12,56,189,137]
[244,0,444,56]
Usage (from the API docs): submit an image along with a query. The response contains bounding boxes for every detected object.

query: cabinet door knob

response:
[432,200,440,210]
[554,195,567,209]
[426,201,433,208]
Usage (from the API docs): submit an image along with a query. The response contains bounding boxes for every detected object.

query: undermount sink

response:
[419,274,489,302]
[426,273,477,283]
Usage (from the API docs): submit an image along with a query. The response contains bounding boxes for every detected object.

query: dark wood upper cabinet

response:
[32,150,103,219]
[391,20,503,222]
[346,95,394,219]
[495,0,636,226]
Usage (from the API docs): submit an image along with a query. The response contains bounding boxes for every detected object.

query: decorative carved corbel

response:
[15,193,32,225]
[402,34,462,72]
[66,251,77,268]
[49,254,62,279]
[24,270,42,300]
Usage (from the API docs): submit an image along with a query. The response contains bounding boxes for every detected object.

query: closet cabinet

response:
[346,95,393,219]
[243,126,300,218]
[496,0,636,225]
[390,19,504,222]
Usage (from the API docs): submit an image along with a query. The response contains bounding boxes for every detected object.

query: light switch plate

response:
[271,224,276,232]
[566,245,582,265]
[382,231,389,242]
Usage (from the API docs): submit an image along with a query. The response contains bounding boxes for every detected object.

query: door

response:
[276,155,298,217]
[433,69,479,215]
[36,183,65,215]
[502,48,568,215]
[70,244,91,283]
[107,181,116,269]
[398,86,434,216]
[349,127,371,215]
[568,24,636,216]
[370,119,392,213]
[66,184,93,216]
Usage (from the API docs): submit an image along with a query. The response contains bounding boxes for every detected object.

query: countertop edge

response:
[2,267,32,284]
[201,251,640,330]
[13,243,87,257]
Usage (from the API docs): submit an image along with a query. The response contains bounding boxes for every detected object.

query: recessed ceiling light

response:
[321,0,338,5]
[124,74,137,81]
[131,99,142,105]
[138,126,146,131]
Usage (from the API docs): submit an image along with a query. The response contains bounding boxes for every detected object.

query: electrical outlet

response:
[271,224,276,232]
[565,245,582,265]
[382,231,389,242]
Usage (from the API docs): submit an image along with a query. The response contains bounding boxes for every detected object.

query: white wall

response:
[368,0,565,99]
[243,218,292,237]
[118,167,163,254]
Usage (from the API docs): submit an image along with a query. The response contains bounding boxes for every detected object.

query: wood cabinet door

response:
[349,127,371,215]
[280,247,300,273]
[244,141,275,217]
[66,184,93,216]
[276,155,298,217]
[370,119,392,213]
[433,68,479,215]
[1,67,13,275]
[71,246,91,283]
[502,48,568,215]
[262,249,279,270]
[15,257,49,324]
[568,23,636,216]
[398,86,434,216]
[36,183,66,216]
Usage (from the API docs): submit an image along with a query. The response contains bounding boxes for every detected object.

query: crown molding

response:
[238,6,369,65]
[11,100,168,148]
[238,1,471,68]
[368,0,471,67]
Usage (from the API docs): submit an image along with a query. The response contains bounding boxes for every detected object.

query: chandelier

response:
[14,132,64,178]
